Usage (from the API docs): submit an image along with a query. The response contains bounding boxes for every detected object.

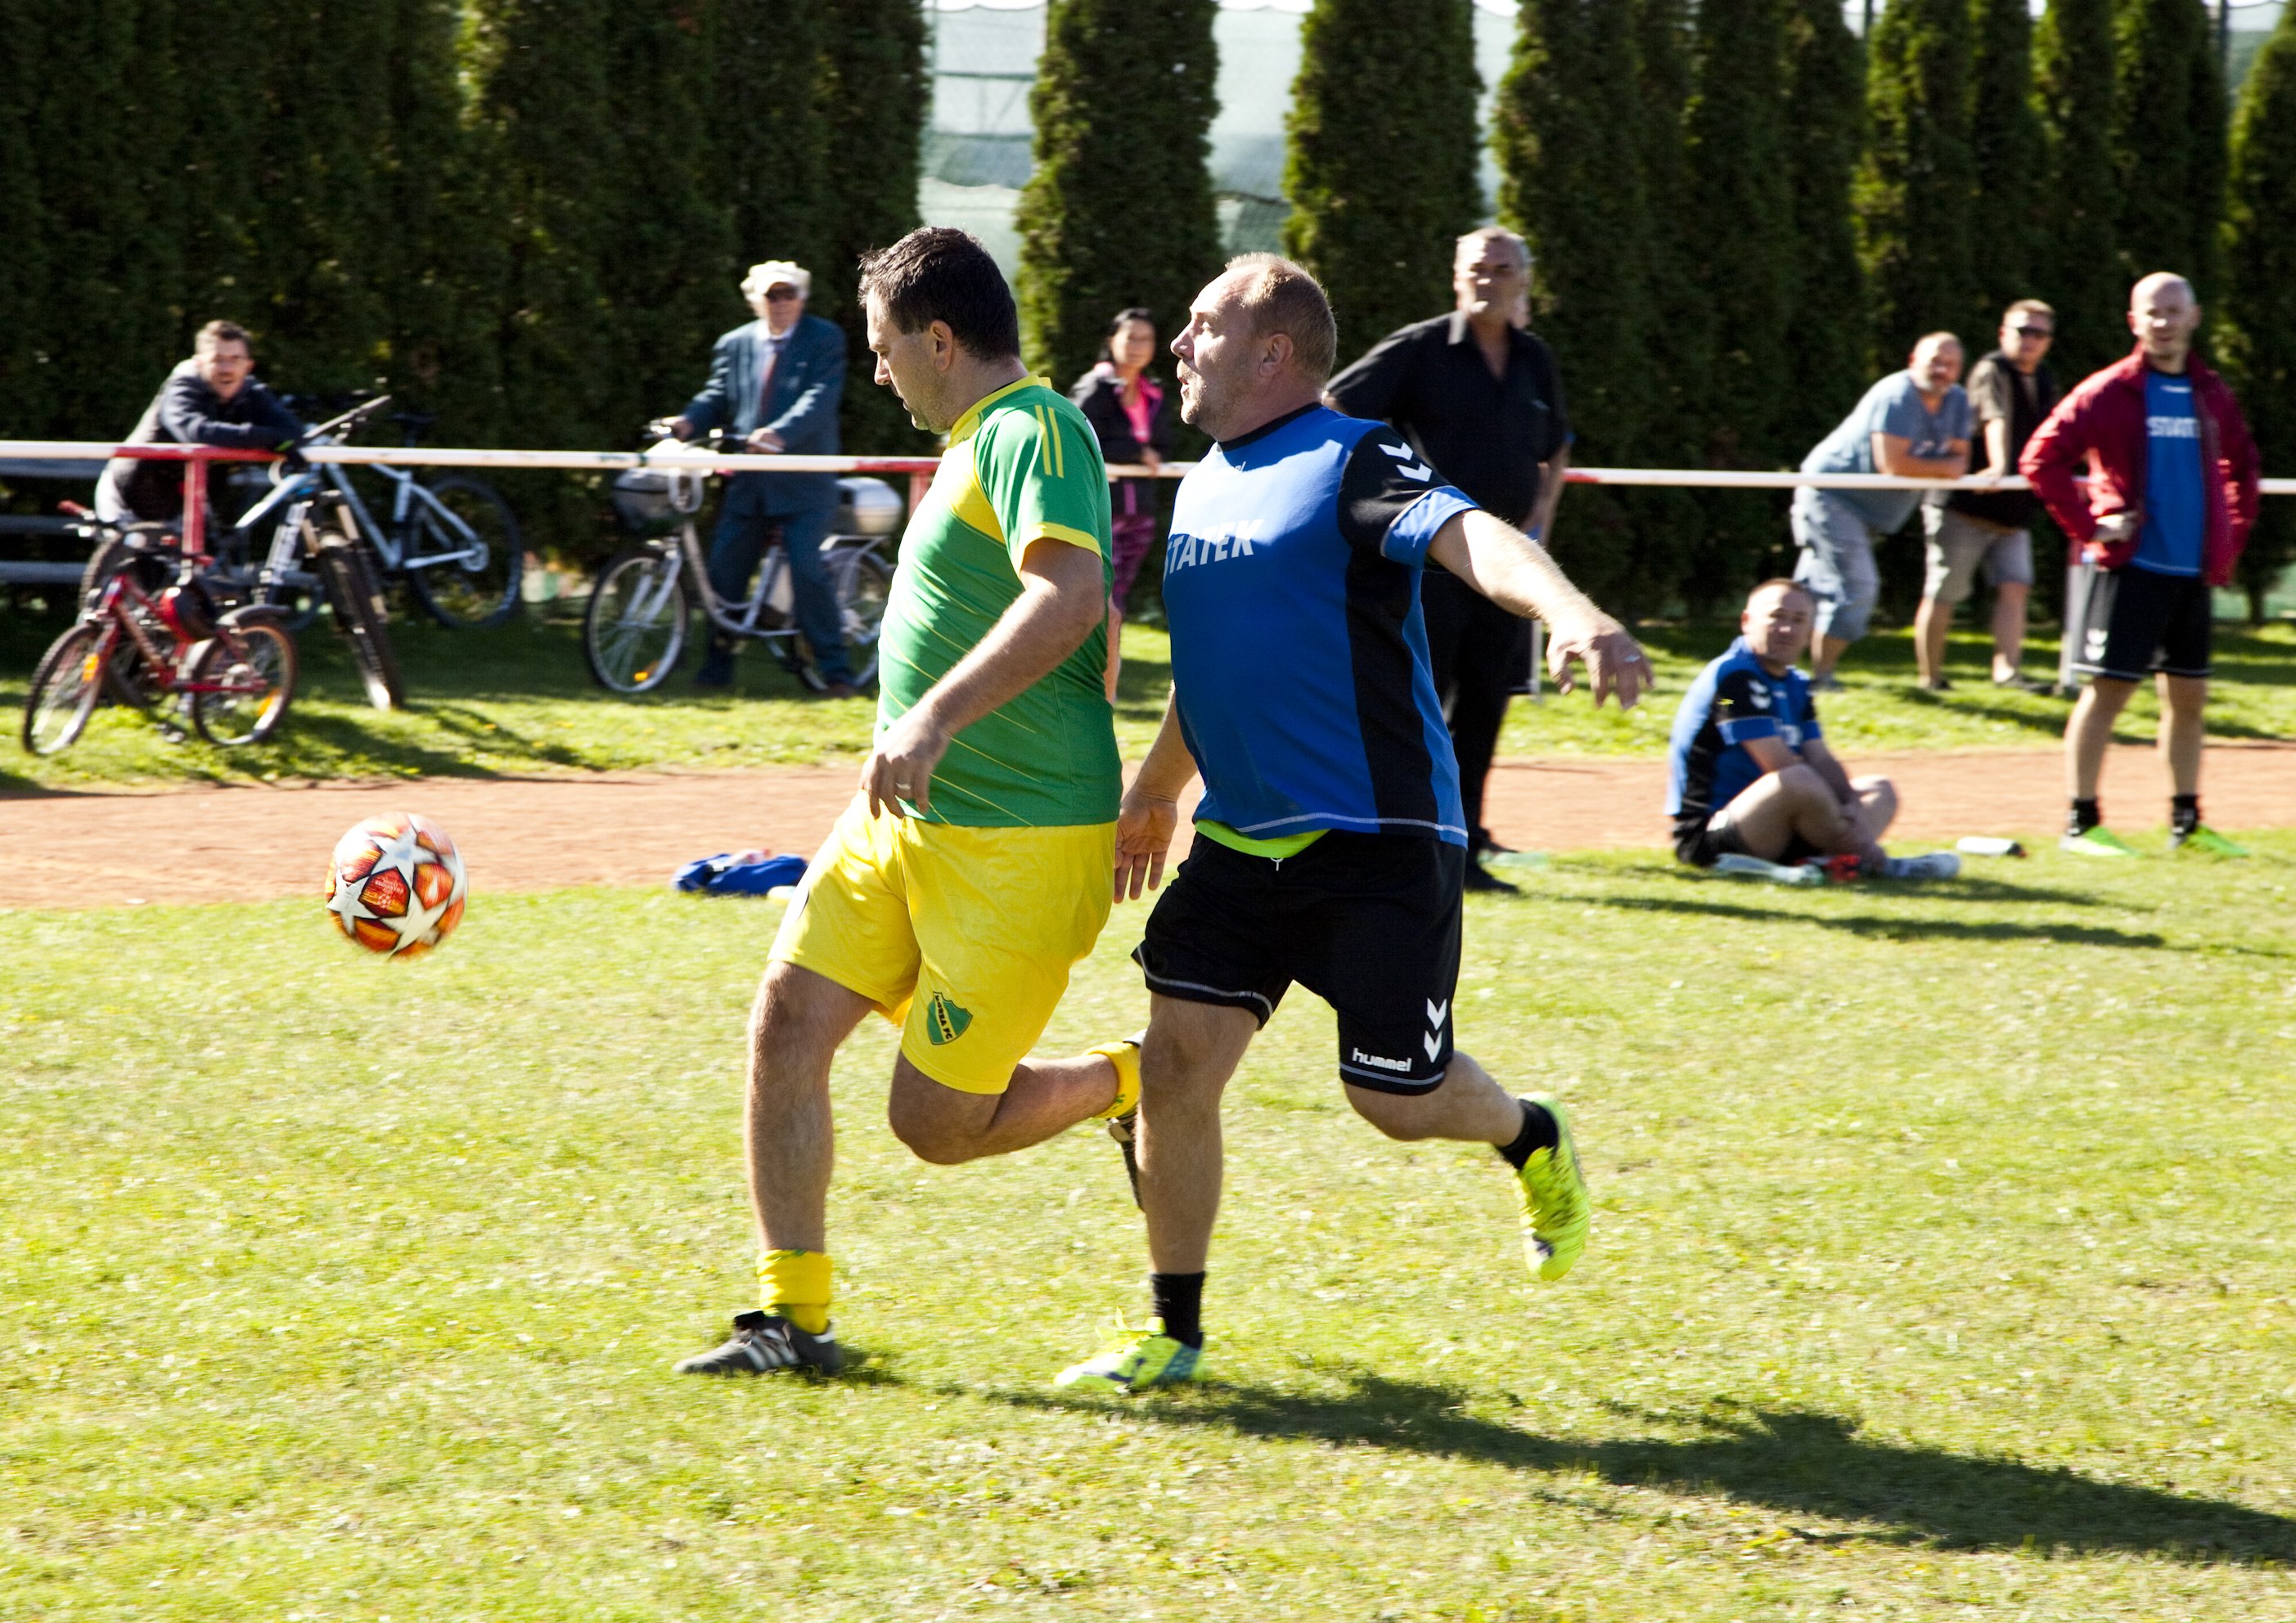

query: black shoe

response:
[1462,862,1519,895]
[673,1310,842,1376]
[694,641,735,689]
[1916,676,1952,692]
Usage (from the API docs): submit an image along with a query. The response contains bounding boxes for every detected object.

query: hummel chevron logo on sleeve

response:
[1380,438,1434,482]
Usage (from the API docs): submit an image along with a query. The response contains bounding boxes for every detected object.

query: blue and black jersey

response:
[1164,403,1479,845]
[1665,637,1821,828]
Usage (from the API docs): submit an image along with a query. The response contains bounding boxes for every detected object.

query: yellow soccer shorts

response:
[769,795,1116,1095]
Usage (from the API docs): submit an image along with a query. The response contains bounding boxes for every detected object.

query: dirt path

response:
[4,742,2292,910]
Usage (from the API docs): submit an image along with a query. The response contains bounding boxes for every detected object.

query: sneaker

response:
[1992,671,2045,693]
[2060,827,2140,858]
[2171,825,2248,857]
[1514,1094,1590,1283]
[673,1310,842,1376]
[1054,1320,1201,1394]
[1916,676,1953,693]
[1880,851,1961,881]
[1809,674,1845,693]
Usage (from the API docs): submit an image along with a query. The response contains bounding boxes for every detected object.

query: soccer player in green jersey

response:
[676,229,1145,1376]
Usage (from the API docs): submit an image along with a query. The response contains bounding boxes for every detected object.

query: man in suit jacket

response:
[673,259,853,693]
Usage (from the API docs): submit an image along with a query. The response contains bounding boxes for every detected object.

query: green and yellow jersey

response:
[878,376,1120,828]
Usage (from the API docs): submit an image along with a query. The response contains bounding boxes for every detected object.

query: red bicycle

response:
[20,525,297,754]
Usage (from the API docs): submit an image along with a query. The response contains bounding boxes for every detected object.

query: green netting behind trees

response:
[1283,0,1483,364]
[2221,3,2296,621]
[1015,0,1222,393]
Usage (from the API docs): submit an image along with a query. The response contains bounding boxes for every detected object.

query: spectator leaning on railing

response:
[1790,334,1972,688]
[98,320,303,525]
[1915,300,2061,692]
[670,259,852,695]
[2021,272,2262,858]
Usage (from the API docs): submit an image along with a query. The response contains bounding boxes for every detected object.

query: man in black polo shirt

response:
[1326,227,1572,891]
[1914,299,2062,691]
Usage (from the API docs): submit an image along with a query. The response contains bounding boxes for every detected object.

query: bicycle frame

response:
[88,569,275,700]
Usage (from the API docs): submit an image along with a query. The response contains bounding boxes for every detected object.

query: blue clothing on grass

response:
[1801,371,1973,534]
[1163,403,1478,845]
[1666,637,1824,825]
[2136,370,2205,578]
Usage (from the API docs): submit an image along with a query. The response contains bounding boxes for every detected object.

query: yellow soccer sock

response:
[758,1248,832,1335]
[1085,1037,1141,1121]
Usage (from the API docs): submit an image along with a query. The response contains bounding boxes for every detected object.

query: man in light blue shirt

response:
[1791,334,1973,686]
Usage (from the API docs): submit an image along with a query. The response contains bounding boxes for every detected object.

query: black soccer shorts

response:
[2075,565,2213,682]
[1134,829,1464,1094]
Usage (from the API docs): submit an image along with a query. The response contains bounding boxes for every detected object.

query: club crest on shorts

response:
[925,992,974,1045]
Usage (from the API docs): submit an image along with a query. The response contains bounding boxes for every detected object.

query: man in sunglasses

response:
[670,259,854,695]
[1914,300,2061,692]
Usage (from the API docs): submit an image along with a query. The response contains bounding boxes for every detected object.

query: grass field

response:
[8,603,2296,790]
[7,847,2294,1619]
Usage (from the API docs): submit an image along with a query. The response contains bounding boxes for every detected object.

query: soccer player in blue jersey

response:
[1668,579,1961,880]
[1056,255,1650,1394]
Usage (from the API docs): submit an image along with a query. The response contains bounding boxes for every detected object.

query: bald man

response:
[2022,272,2262,857]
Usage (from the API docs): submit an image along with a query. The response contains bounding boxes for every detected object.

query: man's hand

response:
[1139,447,1164,473]
[665,416,696,442]
[745,428,786,453]
[862,705,951,820]
[1114,789,1180,901]
[2091,512,2140,550]
[1546,621,1650,709]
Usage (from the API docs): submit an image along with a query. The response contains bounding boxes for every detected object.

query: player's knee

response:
[1345,1086,1436,1141]
[885,1097,979,1165]
[1776,763,1829,804]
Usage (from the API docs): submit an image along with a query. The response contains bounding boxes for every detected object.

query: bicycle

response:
[583,428,898,695]
[242,396,523,630]
[24,528,295,754]
[80,398,407,711]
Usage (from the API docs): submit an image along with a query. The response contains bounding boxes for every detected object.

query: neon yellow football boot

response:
[1515,1094,1590,1283]
[1054,1320,1201,1394]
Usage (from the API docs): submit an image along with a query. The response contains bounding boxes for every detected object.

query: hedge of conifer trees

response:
[4,0,2289,618]
[0,0,930,463]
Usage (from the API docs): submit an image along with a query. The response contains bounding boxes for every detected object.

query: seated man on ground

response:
[1668,579,1956,880]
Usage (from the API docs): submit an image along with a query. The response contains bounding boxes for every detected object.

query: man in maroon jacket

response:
[2021,272,2262,857]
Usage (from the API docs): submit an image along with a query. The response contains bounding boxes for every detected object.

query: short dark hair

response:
[1222,253,1339,383]
[858,227,1020,362]
[1104,306,1156,357]
[195,319,253,356]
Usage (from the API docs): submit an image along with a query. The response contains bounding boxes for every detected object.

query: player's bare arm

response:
[1427,507,1647,708]
[1871,430,1969,479]
[862,537,1106,819]
[1114,690,1198,901]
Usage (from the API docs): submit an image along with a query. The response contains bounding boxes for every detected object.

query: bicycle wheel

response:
[190,614,298,745]
[799,543,893,690]
[407,476,524,629]
[21,622,106,755]
[313,536,406,711]
[583,545,689,692]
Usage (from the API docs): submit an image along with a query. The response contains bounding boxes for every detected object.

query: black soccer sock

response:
[1497,1098,1560,1171]
[2069,797,2101,836]
[1151,1272,1205,1349]
[2172,794,2201,836]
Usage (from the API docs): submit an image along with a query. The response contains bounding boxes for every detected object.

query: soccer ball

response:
[325,812,467,958]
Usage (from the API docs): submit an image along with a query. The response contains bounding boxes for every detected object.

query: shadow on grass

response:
[1586,892,2166,950]
[995,1375,2296,1562]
